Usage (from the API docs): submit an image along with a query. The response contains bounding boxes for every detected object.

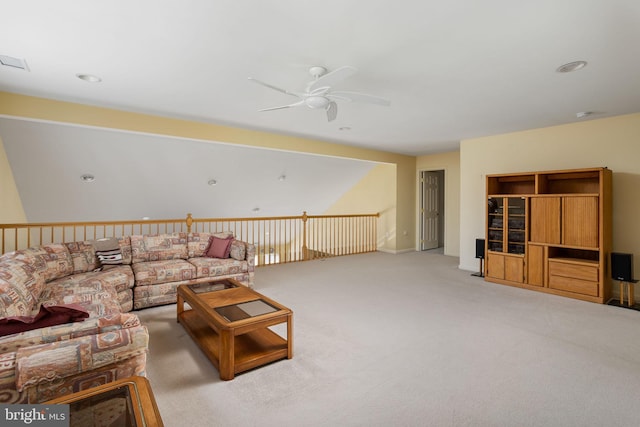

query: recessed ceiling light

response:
[576,111,593,118]
[278,174,286,181]
[80,174,95,182]
[142,216,151,220]
[208,179,217,186]
[76,73,102,83]
[252,207,260,213]
[339,127,351,131]
[556,61,587,73]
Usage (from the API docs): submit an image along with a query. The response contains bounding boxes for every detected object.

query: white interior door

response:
[420,171,442,250]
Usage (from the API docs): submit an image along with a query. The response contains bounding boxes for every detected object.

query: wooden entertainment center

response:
[484,167,612,303]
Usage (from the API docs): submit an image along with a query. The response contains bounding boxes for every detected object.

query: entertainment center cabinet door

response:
[486,253,505,280]
[527,244,544,287]
[504,256,524,283]
[486,253,524,283]
[562,196,598,248]
[530,197,561,244]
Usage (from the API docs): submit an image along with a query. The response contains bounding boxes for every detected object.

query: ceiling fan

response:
[248,65,390,122]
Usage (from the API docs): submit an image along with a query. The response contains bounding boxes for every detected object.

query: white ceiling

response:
[1,0,639,156]
[0,118,376,222]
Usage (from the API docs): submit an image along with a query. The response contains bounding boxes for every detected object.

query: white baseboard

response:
[377,248,416,255]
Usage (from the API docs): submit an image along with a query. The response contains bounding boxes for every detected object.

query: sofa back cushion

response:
[64,241,99,274]
[187,232,234,258]
[0,256,44,317]
[118,236,133,265]
[12,244,73,283]
[131,233,188,263]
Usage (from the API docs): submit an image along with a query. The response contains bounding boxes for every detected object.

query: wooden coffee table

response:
[46,376,164,427]
[177,279,293,380]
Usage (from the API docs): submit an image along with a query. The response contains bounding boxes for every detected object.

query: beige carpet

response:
[136,251,640,427]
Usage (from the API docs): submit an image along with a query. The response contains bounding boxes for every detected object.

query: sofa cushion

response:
[0,312,142,354]
[50,265,134,294]
[38,274,122,318]
[15,325,149,393]
[64,241,100,274]
[116,289,133,313]
[132,259,195,286]
[131,233,188,263]
[116,236,133,265]
[229,240,246,261]
[188,257,248,278]
[187,232,234,258]
[12,245,73,283]
[0,257,43,317]
[0,304,89,337]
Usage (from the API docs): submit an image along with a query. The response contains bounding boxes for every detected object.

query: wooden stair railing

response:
[1,212,379,266]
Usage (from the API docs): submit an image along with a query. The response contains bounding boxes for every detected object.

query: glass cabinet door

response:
[487,198,504,252]
[507,197,525,254]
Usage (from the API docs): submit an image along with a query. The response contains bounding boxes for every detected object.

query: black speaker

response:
[475,239,485,259]
[611,252,634,282]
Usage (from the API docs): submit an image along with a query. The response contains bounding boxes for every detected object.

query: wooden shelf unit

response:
[485,167,612,303]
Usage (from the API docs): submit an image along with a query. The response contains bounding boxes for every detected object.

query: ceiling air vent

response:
[0,55,29,71]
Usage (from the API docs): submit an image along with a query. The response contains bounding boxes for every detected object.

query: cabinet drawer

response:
[548,261,598,282]
[548,275,599,297]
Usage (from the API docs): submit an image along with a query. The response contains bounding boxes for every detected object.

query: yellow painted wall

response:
[0,91,416,251]
[325,163,397,251]
[460,112,640,298]
[416,151,460,256]
[0,135,26,223]
[395,156,417,252]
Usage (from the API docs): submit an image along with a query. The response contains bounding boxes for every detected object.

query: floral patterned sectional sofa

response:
[0,232,255,403]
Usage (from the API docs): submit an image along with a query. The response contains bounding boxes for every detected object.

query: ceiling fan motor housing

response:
[305,96,330,109]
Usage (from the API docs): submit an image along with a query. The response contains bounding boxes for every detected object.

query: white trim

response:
[378,248,416,255]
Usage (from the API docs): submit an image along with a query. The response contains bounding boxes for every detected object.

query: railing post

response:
[186,213,193,233]
[302,211,308,261]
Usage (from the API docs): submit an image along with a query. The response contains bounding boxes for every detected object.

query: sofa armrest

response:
[15,325,149,392]
[0,313,142,354]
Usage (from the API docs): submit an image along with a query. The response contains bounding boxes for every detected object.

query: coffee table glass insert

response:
[68,384,137,427]
[215,299,278,322]
[45,376,164,427]
[188,279,238,294]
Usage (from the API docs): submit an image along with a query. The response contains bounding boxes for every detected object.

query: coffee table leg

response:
[287,313,293,359]
[220,329,234,380]
[176,294,184,322]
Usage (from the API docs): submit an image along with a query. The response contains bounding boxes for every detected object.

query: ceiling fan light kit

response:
[249,65,390,122]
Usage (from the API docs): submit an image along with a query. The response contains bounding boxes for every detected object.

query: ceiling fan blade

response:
[308,66,357,93]
[328,91,390,106]
[248,77,300,98]
[326,102,337,122]
[259,100,305,112]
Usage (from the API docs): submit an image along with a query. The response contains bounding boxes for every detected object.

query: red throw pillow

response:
[205,236,234,259]
[0,304,90,337]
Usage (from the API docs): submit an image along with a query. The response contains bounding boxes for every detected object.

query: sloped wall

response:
[324,163,397,252]
[0,135,26,223]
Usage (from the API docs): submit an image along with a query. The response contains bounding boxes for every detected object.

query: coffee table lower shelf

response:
[179,309,289,379]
